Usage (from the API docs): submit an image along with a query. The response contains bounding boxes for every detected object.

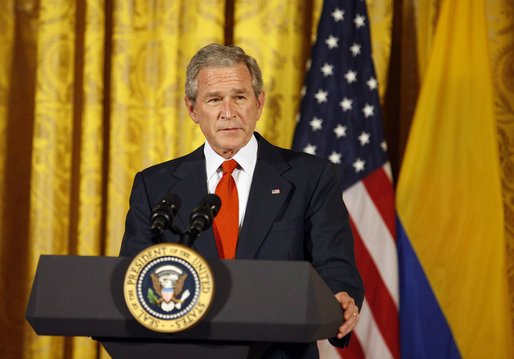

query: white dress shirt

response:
[204,135,258,229]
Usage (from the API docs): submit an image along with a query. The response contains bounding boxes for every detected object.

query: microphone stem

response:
[151,232,165,245]
[182,225,201,247]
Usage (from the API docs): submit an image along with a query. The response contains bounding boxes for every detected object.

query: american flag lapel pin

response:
[271,189,280,195]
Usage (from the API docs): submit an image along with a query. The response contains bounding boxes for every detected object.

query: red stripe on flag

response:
[350,218,401,359]
[362,167,396,240]
[338,334,365,359]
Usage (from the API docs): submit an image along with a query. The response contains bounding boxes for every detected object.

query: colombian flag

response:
[396,0,513,358]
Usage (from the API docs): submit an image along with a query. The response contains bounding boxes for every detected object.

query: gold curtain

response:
[0,0,512,358]
[487,0,514,342]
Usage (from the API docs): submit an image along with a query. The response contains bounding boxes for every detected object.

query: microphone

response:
[185,194,221,245]
[151,193,181,235]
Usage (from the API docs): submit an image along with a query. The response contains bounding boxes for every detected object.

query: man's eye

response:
[209,98,220,103]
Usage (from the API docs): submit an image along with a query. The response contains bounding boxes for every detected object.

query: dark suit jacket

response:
[120,133,364,358]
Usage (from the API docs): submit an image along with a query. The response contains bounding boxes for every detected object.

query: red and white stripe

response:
[320,163,400,359]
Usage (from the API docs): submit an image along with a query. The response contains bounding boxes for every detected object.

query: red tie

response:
[213,159,239,259]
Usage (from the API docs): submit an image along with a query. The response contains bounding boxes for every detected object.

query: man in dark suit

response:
[120,43,364,358]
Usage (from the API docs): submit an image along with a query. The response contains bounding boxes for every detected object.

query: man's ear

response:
[184,96,198,123]
[256,91,265,120]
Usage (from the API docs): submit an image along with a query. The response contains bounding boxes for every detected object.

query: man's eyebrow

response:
[203,91,223,98]
[232,88,250,94]
[203,89,250,98]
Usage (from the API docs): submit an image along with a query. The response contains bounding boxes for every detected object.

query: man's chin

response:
[216,141,246,157]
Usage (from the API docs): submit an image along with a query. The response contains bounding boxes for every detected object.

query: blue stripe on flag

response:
[397,216,461,359]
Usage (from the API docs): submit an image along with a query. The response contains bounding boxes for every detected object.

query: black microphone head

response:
[200,194,221,218]
[189,194,221,232]
[159,193,181,214]
[151,193,181,234]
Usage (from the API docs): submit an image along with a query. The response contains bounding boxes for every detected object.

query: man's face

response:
[185,63,265,159]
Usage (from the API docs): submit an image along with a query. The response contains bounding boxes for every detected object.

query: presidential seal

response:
[123,243,214,333]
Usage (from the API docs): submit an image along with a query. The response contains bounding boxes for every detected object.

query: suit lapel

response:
[236,135,291,259]
[170,147,219,258]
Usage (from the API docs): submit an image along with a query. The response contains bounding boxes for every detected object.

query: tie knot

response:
[221,159,238,175]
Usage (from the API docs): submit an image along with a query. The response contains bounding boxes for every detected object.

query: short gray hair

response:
[185,43,263,104]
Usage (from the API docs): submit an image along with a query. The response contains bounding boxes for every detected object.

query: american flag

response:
[292,0,400,358]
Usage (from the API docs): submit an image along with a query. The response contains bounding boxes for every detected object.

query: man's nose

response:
[221,99,234,118]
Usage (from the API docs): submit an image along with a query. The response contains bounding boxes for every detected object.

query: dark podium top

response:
[26,255,343,358]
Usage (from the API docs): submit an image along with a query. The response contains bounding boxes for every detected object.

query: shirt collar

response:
[204,134,258,179]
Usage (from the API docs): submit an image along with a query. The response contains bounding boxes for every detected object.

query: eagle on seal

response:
[150,272,188,304]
